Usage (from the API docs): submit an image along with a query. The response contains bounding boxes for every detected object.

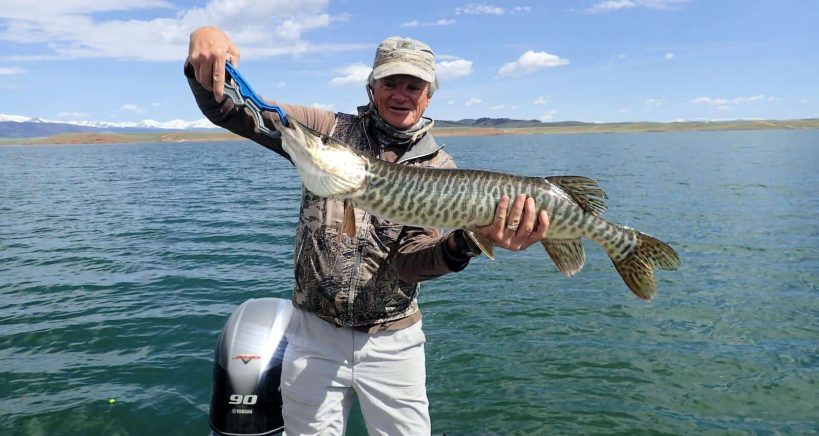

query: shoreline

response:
[2,118,817,146]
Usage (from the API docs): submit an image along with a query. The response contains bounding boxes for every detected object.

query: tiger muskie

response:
[273,118,680,300]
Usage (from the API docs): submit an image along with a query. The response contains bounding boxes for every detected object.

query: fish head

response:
[272,118,368,198]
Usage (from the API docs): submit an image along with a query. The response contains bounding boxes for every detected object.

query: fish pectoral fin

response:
[341,199,357,239]
[546,176,608,217]
[465,227,495,260]
[541,238,586,277]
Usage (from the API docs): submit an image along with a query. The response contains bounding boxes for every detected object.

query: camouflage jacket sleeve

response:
[393,151,473,282]
[183,61,336,157]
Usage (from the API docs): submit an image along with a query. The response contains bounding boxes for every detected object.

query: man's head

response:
[368,36,438,130]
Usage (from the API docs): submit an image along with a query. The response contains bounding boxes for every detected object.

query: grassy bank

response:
[433,118,819,137]
[2,118,817,145]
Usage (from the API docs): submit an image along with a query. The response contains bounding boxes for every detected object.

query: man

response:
[186,27,549,435]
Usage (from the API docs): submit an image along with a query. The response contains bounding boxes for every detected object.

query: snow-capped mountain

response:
[0,113,219,138]
[0,114,34,123]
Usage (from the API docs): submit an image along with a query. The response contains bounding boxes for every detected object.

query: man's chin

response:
[383,116,413,130]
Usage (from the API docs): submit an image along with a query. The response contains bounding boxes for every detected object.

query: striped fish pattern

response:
[274,118,680,300]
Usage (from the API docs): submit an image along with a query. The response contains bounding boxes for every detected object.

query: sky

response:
[1,0,817,126]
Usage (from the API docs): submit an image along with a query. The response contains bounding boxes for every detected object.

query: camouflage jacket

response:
[186,64,470,329]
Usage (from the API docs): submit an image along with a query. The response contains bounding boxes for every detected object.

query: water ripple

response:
[2,134,819,434]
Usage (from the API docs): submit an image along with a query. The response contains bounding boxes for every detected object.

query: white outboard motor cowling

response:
[209,298,293,435]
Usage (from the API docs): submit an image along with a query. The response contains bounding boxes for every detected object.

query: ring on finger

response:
[506,221,519,231]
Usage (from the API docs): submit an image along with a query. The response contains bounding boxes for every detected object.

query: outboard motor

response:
[209,298,293,435]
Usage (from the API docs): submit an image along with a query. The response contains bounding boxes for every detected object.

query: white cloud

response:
[533,95,548,104]
[455,5,529,14]
[539,110,557,122]
[486,104,518,111]
[733,95,764,104]
[121,104,145,114]
[437,59,473,80]
[644,98,663,108]
[330,64,371,86]
[329,58,473,86]
[456,4,505,15]
[0,0,361,62]
[664,52,675,60]
[57,111,91,119]
[693,95,768,111]
[619,107,633,114]
[400,18,455,27]
[0,67,25,74]
[311,103,334,111]
[587,0,690,13]
[465,98,482,107]
[588,0,637,12]
[498,50,569,77]
[693,97,727,106]
[0,0,174,17]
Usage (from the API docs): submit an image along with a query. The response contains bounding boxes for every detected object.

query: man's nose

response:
[391,89,409,102]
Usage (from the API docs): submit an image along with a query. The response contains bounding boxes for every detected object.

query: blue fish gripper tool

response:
[223,62,289,139]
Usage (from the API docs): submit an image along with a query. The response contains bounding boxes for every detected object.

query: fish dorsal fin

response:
[465,227,495,260]
[541,238,586,276]
[546,176,608,217]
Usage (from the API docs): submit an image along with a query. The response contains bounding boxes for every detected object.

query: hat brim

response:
[371,61,435,83]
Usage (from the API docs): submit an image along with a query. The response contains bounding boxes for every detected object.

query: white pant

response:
[281,308,430,436]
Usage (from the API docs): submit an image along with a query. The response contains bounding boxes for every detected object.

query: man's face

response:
[372,75,431,130]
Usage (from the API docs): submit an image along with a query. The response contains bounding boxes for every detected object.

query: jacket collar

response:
[357,104,442,164]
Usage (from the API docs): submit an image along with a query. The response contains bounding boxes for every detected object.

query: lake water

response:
[1,130,817,435]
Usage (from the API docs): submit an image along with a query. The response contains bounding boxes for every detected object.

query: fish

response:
[272,118,680,300]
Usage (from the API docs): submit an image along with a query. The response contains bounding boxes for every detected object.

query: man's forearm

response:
[395,228,475,282]
[184,61,287,156]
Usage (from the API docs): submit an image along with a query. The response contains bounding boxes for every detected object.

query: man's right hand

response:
[187,26,241,102]
[478,194,549,252]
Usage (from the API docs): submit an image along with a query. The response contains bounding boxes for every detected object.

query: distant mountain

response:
[0,114,218,138]
[3,113,818,140]
[0,121,96,138]
[436,118,593,128]
[3,113,568,138]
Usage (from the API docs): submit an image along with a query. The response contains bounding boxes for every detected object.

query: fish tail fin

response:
[611,229,680,300]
